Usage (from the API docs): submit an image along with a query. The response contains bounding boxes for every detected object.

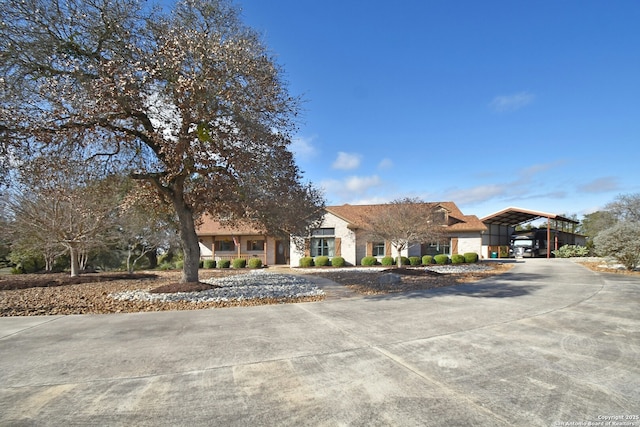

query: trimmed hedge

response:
[395,256,410,266]
[248,258,262,269]
[299,257,314,267]
[409,256,422,266]
[203,259,216,269]
[232,258,247,268]
[361,256,378,266]
[218,259,231,269]
[451,254,465,264]
[434,254,449,265]
[381,256,395,266]
[314,256,330,267]
[331,256,346,267]
[422,255,434,265]
[463,252,479,263]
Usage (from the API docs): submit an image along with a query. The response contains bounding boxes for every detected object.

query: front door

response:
[275,240,289,265]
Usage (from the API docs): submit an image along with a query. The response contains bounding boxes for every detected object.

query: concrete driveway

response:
[1,259,638,426]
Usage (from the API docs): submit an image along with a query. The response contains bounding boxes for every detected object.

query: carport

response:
[481,207,581,258]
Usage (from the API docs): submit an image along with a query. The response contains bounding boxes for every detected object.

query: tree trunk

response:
[171,194,200,283]
[69,244,80,277]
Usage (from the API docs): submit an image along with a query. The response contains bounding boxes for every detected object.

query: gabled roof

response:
[481,207,579,226]
[326,202,487,232]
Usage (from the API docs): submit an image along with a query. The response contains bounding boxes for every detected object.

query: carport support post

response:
[547,217,551,258]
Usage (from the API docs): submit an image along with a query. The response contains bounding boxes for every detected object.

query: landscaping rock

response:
[378,273,402,285]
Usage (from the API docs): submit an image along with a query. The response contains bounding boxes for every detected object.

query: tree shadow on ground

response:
[364,273,544,301]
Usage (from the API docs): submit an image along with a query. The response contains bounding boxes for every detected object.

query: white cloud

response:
[445,184,509,205]
[332,151,362,170]
[489,91,535,112]
[377,158,394,170]
[320,175,383,203]
[578,176,619,193]
[290,135,318,162]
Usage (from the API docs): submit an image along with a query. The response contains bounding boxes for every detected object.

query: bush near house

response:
[434,254,449,265]
[361,256,378,266]
[409,256,422,266]
[203,259,216,269]
[381,256,394,266]
[299,257,314,267]
[218,259,231,268]
[314,256,330,267]
[463,252,479,263]
[232,258,246,268]
[331,256,346,267]
[451,254,465,264]
[552,245,589,258]
[248,258,262,268]
[395,256,410,266]
[422,255,434,265]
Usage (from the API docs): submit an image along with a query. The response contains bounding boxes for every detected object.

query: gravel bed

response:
[424,264,492,274]
[110,272,324,303]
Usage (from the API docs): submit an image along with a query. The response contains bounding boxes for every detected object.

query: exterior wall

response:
[454,232,483,256]
[290,213,356,267]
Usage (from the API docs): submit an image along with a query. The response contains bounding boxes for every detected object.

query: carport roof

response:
[481,207,579,226]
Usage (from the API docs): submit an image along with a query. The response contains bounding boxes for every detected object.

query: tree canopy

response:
[364,198,447,267]
[1,0,324,282]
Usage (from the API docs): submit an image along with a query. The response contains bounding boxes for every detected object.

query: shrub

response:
[422,255,433,265]
[232,258,246,268]
[381,256,394,266]
[552,245,589,258]
[175,260,184,269]
[248,258,262,269]
[451,254,465,264]
[158,262,173,271]
[409,256,422,266]
[395,256,410,266]
[299,257,314,267]
[314,256,330,267]
[463,252,479,263]
[218,259,231,269]
[203,259,216,269]
[361,256,378,266]
[331,256,346,267]
[594,222,640,270]
[434,254,449,265]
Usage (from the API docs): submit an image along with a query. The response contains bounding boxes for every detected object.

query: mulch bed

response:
[0,264,515,316]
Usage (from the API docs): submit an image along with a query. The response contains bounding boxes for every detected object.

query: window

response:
[311,238,335,257]
[433,209,448,225]
[425,240,450,255]
[310,228,335,257]
[312,228,335,236]
[247,240,265,251]
[372,242,385,257]
[215,239,235,251]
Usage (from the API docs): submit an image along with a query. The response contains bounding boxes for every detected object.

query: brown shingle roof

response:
[196,215,266,236]
[326,202,487,232]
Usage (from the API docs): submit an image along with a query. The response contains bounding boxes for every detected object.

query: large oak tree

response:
[1,0,324,282]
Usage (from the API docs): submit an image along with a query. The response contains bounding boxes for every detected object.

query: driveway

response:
[1,259,638,426]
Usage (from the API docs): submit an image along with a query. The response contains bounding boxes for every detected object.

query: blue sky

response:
[238,1,640,219]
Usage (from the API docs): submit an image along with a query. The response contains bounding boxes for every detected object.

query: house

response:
[196,215,290,266]
[196,201,486,267]
[289,202,487,266]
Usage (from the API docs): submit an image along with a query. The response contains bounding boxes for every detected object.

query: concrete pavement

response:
[1,259,638,426]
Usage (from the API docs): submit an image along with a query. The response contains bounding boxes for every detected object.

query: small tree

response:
[7,157,125,276]
[606,193,640,223]
[364,198,446,268]
[593,222,640,270]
